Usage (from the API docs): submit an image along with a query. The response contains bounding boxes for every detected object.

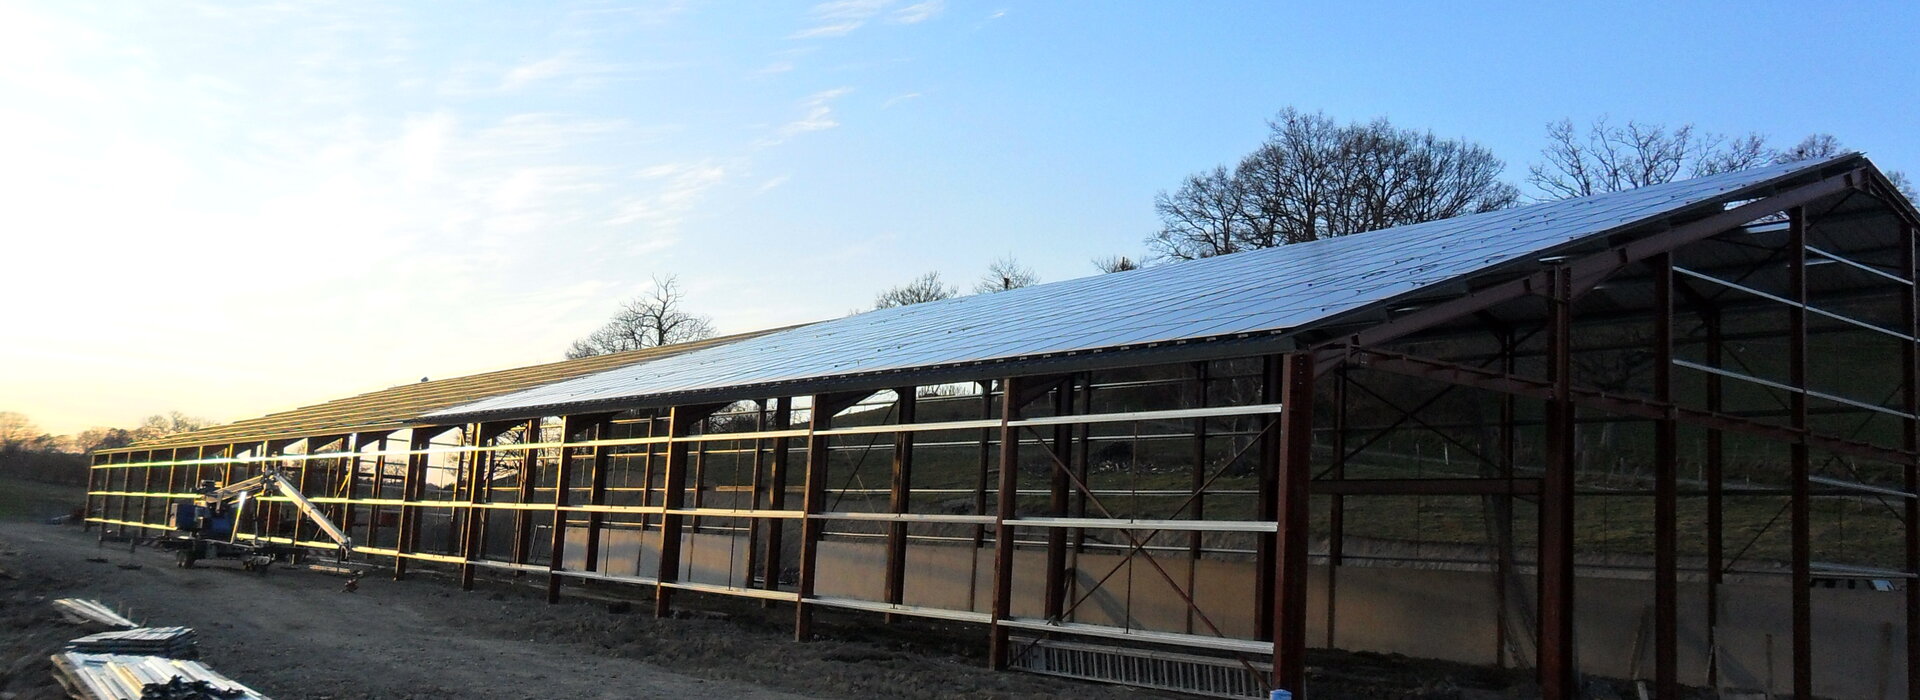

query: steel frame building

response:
[89,154,1920,698]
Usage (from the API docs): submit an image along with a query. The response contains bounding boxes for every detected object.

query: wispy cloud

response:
[891,1,944,24]
[607,161,729,240]
[791,0,892,39]
[755,174,790,194]
[765,87,855,143]
[882,92,923,109]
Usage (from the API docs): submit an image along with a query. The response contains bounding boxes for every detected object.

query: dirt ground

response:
[0,480,1660,699]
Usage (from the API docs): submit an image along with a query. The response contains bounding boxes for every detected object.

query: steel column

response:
[1254,356,1281,642]
[1271,352,1314,695]
[1044,379,1074,622]
[1904,220,1920,698]
[1904,221,1920,700]
[1652,252,1679,698]
[988,376,1023,669]
[1788,206,1813,700]
[762,399,793,597]
[547,416,580,603]
[1539,265,1578,699]
[654,406,701,618]
[884,388,917,622]
[582,418,613,574]
[794,395,837,640]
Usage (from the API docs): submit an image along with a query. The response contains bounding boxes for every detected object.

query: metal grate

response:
[1007,636,1271,699]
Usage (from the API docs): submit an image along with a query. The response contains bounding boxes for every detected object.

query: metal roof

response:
[116,327,792,451]
[429,155,1865,422]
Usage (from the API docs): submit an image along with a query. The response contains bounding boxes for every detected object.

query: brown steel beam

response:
[795,393,843,641]
[762,399,793,598]
[656,404,721,618]
[1904,221,1920,700]
[581,417,613,573]
[1539,265,1577,699]
[547,415,581,603]
[1789,207,1813,699]
[1254,356,1281,642]
[1272,353,1314,695]
[513,418,540,565]
[1702,301,1726,690]
[1044,378,1074,623]
[1652,253,1679,698]
[884,388,916,622]
[988,376,1024,669]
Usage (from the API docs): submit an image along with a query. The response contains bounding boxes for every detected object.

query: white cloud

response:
[891,1,944,24]
[607,161,729,237]
[882,91,923,108]
[774,87,854,140]
[791,0,892,39]
[756,174,790,193]
[790,21,862,39]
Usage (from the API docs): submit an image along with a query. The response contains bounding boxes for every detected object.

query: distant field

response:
[0,477,83,521]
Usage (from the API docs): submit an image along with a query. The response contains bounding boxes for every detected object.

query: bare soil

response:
[0,479,1663,699]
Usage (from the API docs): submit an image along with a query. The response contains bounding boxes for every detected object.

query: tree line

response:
[566,110,1916,358]
[0,410,215,485]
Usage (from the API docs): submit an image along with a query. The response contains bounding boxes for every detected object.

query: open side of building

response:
[90,154,1920,698]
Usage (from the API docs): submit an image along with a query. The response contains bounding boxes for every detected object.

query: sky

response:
[2,1,1917,437]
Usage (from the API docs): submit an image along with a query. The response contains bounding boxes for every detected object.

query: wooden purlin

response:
[111,327,798,451]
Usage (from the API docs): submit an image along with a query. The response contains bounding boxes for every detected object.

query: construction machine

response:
[161,467,354,572]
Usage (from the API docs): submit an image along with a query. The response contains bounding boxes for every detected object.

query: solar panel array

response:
[431,156,1850,421]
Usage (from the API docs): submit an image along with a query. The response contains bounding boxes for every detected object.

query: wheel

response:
[176,550,197,568]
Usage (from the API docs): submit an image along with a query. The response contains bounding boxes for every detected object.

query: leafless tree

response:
[974,255,1039,294]
[1150,108,1517,260]
[567,275,716,359]
[874,271,957,309]
[131,411,215,443]
[1093,255,1140,273]
[1532,117,1777,199]
[1774,133,1917,202]
[1534,121,1917,203]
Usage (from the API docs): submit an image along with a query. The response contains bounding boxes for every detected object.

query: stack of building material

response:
[51,599,139,629]
[63,627,198,659]
[49,652,271,700]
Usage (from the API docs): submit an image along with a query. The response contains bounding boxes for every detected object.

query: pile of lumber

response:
[64,627,198,659]
[50,652,270,700]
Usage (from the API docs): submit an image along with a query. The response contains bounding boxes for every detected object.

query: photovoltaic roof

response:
[429,155,1860,421]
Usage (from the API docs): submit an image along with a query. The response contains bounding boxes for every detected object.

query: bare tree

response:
[1150,108,1517,260]
[568,275,717,359]
[874,271,957,309]
[1774,133,1917,201]
[1534,122,1917,203]
[1532,117,1777,199]
[131,411,215,442]
[1093,255,1141,273]
[974,255,1039,294]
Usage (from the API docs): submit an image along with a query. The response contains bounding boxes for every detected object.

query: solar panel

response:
[429,156,1854,421]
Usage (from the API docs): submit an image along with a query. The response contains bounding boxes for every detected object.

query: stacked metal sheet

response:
[50,652,271,700]
[52,599,140,629]
[64,627,198,659]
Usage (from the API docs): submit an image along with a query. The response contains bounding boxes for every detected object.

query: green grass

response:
[0,476,84,521]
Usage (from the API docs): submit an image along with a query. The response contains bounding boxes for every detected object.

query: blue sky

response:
[2,1,1916,435]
